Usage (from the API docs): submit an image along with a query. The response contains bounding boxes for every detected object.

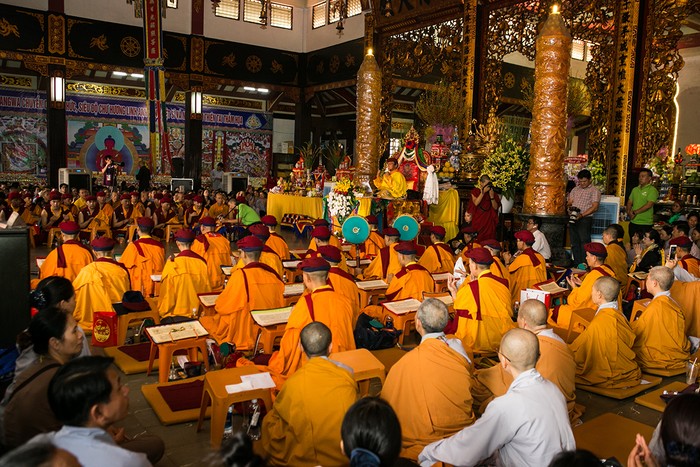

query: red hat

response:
[366,215,378,225]
[514,230,535,245]
[120,194,130,200]
[387,157,398,164]
[317,245,342,263]
[430,225,446,237]
[261,215,277,226]
[7,192,20,200]
[49,192,61,201]
[394,241,417,255]
[61,193,72,200]
[584,242,607,258]
[235,195,247,204]
[669,236,693,248]
[311,226,331,240]
[184,193,194,200]
[481,239,502,251]
[199,216,216,227]
[237,235,264,251]
[154,192,164,200]
[249,223,270,238]
[59,221,80,234]
[461,226,478,235]
[383,227,400,237]
[174,229,196,242]
[96,191,106,197]
[136,216,154,228]
[313,219,329,227]
[193,195,204,203]
[466,247,494,265]
[161,196,172,204]
[91,236,116,251]
[298,256,330,272]
[85,195,97,201]
[130,191,139,198]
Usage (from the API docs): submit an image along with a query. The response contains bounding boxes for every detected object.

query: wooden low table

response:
[357,280,388,307]
[147,335,210,384]
[573,413,654,463]
[330,348,386,396]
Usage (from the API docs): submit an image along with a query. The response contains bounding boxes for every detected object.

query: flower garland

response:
[326,178,358,223]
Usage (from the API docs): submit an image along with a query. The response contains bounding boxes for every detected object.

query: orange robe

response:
[606,241,630,294]
[570,307,641,388]
[98,203,114,222]
[191,232,232,291]
[262,357,358,467]
[632,294,691,372]
[553,264,616,329]
[418,242,456,274]
[158,250,212,319]
[233,248,284,278]
[448,271,515,352]
[507,248,547,304]
[266,232,290,260]
[207,202,228,219]
[200,262,284,348]
[670,280,700,337]
[489,256,510,286]
[119,236,165,295]
[363,263,434,320]
[678,254,700,278]
[382,338,475,459]
[328,267,360,325]
[72,258,130,331]
[308,235,342,251]
[349,231,385,259]
[39,240,94,282]
[361,244,398,280]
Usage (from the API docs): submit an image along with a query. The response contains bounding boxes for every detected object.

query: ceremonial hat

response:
[199,216,217,227]
[317,245,342,263]
[113,291,151,315]
[61,193,72,200]
[59,221,80,234]
[261,215,278,226]
[154,192,163,200]
[161,195,173,204]
[96,191,106,197]
[297,256,330,272]
[235,195,247,204]
[466,247,494,265]
[311,226,331,240]
[514,230,535,244]
[366,215,378,225]
[7,192,20,200]
[249,223,270,238]
[193,195,204,203]
[91,236,116,251]
[394,241,417,255]
[130,191,139,198]
[584,242,607,258]
[461,226,478,235]
[85,195,97,201]
[387,157,398,164]
[669,236,693,248]
[120,194,130,200]
[174,229,196,242]
[481,239,502,251]
[184,193,194,201]
[430,225,446,237]
[49,192,61,201]
[313,219,330,227]
[237,235,264,251]
[383,227,400,237]
[136,216,154,228]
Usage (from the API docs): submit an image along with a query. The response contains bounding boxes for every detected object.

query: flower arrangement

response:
[587,159,606,192]
[685,144,700,155]
[326,178,358,223]
[481,137,530,200]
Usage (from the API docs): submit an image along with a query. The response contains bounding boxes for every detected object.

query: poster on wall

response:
[0,89,47,174]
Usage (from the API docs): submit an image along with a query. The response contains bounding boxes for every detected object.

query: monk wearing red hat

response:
[191,216,232,290]
[670,236,699,277]
[73,237,130,331]
[39,192,73,245]
[308,223,343,252]
[185,194,208,228]
[200,235,285,348]
[95,191,114,221]
[318,245,360,325]
[158,229,212,319]
[38,221,94,283]
[502,230,547,305]
[112,193,139,240]
[446,247,515,353]
[349,215,386,259]
[360,227,401,281]
[231,223,284,277]
[481,239,510,285]
[419,225,456,274]
[152,195,179,239]
[261,215,290,260]
[119,216,165,296]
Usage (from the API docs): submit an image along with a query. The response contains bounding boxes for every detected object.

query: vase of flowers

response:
[325,178,358,226]
[481,137,530,207]
[587,159,606,192]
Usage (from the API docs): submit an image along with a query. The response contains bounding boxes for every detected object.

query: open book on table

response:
[382,298,422,315]
[251,306,293,327]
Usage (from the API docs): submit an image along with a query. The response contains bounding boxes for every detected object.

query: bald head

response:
[593,276,620,302]
[518,299,547,328]
[416,298,449,334]
[500,328,540,372]
[300,322,332,357]
[648,266,674,292]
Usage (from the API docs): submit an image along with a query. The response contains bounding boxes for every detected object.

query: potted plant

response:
[481,136,530,212]
[415,81,466,146]
[323,140,346,176]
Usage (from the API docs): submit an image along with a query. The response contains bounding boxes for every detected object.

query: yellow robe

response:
[418,242,456,274]
[382,338,475,459]
[191,232,232,291]
[328,267,360,326]
[489,256,510,286]
[200,262,284,348]
[670,280,700,338]
[373,169,407,199]
[39,240,94,283]
[570,307,641,388]
[119,236,165,296]
[207,202,228,219]
[308,235,342,251]
[554,264,616,329]
[349,231,386,259]
[158,250,212,319]
[267,233,290,260]
[360,244,396,280]
[262,357,358,467]
[632,295,691,372]
[450,270,515,353]
[232,249,284,278]
[98,203,114,221]
[363,263,434,320]
[72,259,130,331]
[678,254,700,278]
[605,241,630,295]
[507,248,547,304]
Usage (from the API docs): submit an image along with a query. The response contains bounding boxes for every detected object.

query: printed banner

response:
[0,89,47,173]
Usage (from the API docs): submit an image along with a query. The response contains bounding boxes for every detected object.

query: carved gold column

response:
[523,5,571,216]
[355,48,382,183]
[461,0,477,132]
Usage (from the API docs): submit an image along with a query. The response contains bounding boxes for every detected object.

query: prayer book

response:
[283,283,305,296]
[198,293,220,308]
[251,306,293,327]
[226,372,276,394]
[382,298,422,315]
[146,321,209,344]
[356,280,388,290]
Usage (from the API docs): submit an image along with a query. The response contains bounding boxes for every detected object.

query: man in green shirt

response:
[626,168,658,240]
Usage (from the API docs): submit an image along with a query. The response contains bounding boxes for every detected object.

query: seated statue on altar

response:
[335,154,355,180]
[373,157,407,199]
[394,126,433,192]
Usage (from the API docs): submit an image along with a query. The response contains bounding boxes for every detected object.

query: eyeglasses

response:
[497,347,512,363]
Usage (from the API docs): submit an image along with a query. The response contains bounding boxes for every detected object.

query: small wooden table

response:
[573,413,654,463]
[330,348,386,396]
[634,381,688,412]
[357,281,388,307]
[147,335,210,384]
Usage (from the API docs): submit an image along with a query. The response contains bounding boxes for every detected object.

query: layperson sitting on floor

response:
[119,217,165,296]
[38,221,94,283]
[191,216,233,291]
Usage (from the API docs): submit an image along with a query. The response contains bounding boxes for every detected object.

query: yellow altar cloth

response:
[267,193,372,225]
[429,189,460,240]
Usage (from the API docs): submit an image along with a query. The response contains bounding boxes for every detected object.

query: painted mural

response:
[0,90,47,174]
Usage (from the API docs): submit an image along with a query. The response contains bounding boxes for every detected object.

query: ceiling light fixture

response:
[130,73,144,78]
[257,88,269,93]
[113,71,128,76]
[243,86,257,91]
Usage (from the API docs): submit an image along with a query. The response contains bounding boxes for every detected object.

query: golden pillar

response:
[355,48,382,183]
[523,5,571,216]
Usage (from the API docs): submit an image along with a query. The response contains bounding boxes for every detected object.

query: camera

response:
[115,161,125,167]
[568,207,581,224]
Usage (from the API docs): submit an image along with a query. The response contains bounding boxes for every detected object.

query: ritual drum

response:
[393,215,419,241]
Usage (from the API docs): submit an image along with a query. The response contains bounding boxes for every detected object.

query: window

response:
[312,2,326,29]
[243,0,266,24]
[215,0,240,20]
[270,3,293,29]
[389,138,402,157]
[347,0,361,18]
[571,39,595,62]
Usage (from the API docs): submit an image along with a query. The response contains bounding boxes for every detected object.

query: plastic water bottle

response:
[385,315,394,329]
[223,405,234,441]
[636,287,642,300]
[247,399,261,441]
[513,301,520,318]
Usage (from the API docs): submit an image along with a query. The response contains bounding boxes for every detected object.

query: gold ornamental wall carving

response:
[48,14,65,55]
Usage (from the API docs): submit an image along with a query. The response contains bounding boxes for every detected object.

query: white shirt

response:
[673,266,699,282]
[418,368,575,467]
[531,229,551,260]
[421,332,471,363]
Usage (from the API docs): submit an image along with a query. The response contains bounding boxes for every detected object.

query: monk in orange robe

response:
[349,215,386,259]
[632,266,691,372]
[232,224,284,278]
[73,237,130,331]
[603,225,630,295]
[570,276,641,388]
[261,215,290,260]
[670,236,700,278]
[502,230,547,305]
[111,194,139,239]
[39,221,94,283]
[419,226,456,274]
[445,248,515,353]
[96,191,114,221]
[668,268,700,338]
[481,239,510,286]
[317,245,360,325]
[360,228,401,281]
[242,256,355,389]
[158,229,213,319]
[184,195,208,229]
[382,299,475,459]
[207,192,228,220]
[6,192,36,226]
[471,299,582,423]
[191,216,232,291]
[200,235,285,349]
[553,242,617,329]
[307,219,342,251]
[453,226,482,267]
[119,217,165,296]
[262,322,358,467]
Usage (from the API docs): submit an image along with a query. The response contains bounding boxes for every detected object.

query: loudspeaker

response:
[171,178,194,192]
[58,168,92,192]
[0,229,30,347]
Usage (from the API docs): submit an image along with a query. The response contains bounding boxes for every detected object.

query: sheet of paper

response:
[432,272,452,281]
[536,281,568,294]
[341,244,352,252]
[431,295,454,307]
[225,372,276,394]
[251,306,293,326]
[146,321,209,344]
[36,257,46,269]
[383,298,421,315]
[641,379,651,385]
[356,279,388,290]
[282,260,301,269]
[176,355,189,370]
[150,274,162,282]
[629,272,648,280]
[284,283,305,296]
[289,249,307,257]
[221,266,232,276]
[346,259,371,267]
[198,294,220,307]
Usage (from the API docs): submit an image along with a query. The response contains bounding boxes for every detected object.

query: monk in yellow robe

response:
[262,322,358,467]
[373,157,407,199]
[307,220,342,251]
[158,229,213,319]
[349,215,386,259]
[111,194,139,239]
[445,248,515,353]
[382,299,475,460]
[207,192,228,220]
[119,217,165,296]
[39,221,94,282]
[191,216,232,291]
[318,245,360,325]
[360,227,401,282]
[201,235,285,348]
[419,226,456,274]
[553,242,617,329]
[632,266,691,372]
[72,237,130,331]
[502,230,547,305]
[570,276,641,388]
[471,299,582,423]
[242,257,355,389]
[96,191,114,221]
[670,236,700,278]
[7,192,37,226]
[261,215,290,260]
[481,239,510,286]
[603,225,630,295]
[668,269,700,338]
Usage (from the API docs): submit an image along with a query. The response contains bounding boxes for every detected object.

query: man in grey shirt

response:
[418,328,575,467]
